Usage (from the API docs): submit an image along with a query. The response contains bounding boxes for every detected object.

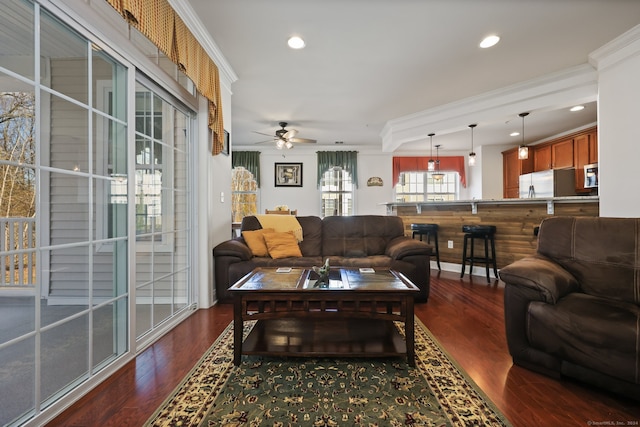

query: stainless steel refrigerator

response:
[519,169,576,198]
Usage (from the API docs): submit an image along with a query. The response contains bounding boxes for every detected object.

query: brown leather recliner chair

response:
[499,216,640,400]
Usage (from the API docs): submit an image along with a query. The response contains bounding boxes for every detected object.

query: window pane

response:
[93,300,127,371]
[41,315,89,406]
[41,9,88,104]
[321,169,353,216]
[153,275,172,327]
[92,47,127,121]
[135,89,152,137]
[49,171,89,244]
[94,113,127,177]
[231,167,258,222]
[44,246,89,324]
[0,0,35,81]
[135,284,152,339]
[0,88,36,166]
[0,337,35,425]
[47,93,89,172]
[174,269,188,311]
[135,169,162,236]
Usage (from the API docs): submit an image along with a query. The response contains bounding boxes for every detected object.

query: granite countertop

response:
[383,196,599,207]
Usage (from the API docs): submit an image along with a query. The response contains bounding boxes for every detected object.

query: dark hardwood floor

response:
[49,271,640,426]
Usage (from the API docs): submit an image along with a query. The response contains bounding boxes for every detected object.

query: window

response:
[321,168,354,216]
[231,167,258,222]
[395,171,459,202]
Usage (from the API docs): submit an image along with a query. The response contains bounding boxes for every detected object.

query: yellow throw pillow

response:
[263,231,303,259]
[242,228,275,257]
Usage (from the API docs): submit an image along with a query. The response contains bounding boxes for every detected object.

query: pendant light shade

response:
[518,112,529,160]
[427,133,435,171]
[468,123,477,166]
[432,144,445,181]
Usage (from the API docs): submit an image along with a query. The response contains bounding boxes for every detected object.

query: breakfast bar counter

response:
[384,196,599,271]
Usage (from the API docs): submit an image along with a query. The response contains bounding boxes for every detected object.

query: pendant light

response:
[427,133,435,171]
[518,112,530,160]
[468,123,477,166]
[432,144,445,181]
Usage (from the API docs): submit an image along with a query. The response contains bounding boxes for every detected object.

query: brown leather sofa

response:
[499,216,640,400]
[213,215,431,303]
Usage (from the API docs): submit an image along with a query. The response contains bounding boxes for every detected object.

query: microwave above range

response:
[584,163,598,188]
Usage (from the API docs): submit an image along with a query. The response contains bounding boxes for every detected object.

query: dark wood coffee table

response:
[228,267,420,366]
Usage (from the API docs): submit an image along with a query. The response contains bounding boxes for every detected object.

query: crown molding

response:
[168,0,238,91]
[380,64,597,152]
[589,24,640,72]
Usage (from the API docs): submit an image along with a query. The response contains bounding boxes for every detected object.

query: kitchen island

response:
[384,196,599,274]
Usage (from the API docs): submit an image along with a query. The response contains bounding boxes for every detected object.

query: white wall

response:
[591,25,640,217]
[247,146,507,216]
[480,144,511,200]
[356,152,393,215]
[201,87,233,307]
[253,147,394,216]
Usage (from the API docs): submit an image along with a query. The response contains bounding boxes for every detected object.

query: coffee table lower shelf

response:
[241,318,408,361]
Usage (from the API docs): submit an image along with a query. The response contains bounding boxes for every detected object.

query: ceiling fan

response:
[253,121,317,149]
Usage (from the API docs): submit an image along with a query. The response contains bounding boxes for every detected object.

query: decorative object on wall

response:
[432,145,445,181]
[222,130,230,156]
[366,176,383,187]
[275,163,303,187]
[428,133,436,171]
[468,124,477,166]
[518,112,530,160]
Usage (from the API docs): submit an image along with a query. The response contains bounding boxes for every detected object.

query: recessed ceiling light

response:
[480,35,500,48]
[510,132,520,137]
[287,36,305,49]
[570,105,585,112]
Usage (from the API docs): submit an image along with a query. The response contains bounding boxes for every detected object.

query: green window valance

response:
[316,151,358,188]
[232,151,261,187]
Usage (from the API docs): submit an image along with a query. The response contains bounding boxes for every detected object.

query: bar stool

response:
[410,223,441,271]
[460,224,497,282]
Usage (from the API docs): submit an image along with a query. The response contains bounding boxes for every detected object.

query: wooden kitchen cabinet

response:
[573,127,598,193]
[503,126,597,197]
[502,147,533,198]
[551,138,574,169]
[534,145,551,171]
[589,131,598,163]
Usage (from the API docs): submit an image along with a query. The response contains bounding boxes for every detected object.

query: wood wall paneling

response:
[396,201,599,268]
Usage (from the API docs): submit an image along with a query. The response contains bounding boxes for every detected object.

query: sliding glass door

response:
[0,2,196,425]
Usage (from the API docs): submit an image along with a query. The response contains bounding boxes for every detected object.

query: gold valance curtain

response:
[106,0,225,155]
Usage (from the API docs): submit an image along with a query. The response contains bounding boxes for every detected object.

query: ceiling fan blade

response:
[252,130,276,137]
[283,129,298,139]
[289,137,317,144]
[254,138,277,144]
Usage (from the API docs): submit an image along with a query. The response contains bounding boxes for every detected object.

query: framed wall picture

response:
[275,163,303,187]
[222,130,230,156]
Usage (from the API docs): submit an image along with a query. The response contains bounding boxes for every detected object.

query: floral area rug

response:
[144,319,512,426]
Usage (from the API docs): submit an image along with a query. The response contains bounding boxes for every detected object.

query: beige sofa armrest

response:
[499,254,579,304]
